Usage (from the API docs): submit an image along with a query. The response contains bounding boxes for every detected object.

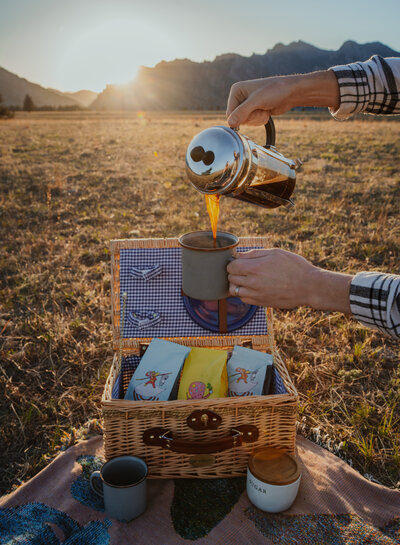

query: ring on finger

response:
[234,286,240,297]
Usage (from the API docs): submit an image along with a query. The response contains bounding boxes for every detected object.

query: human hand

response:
[227,248,352,313]
[226,70,340,127]
[226,76,295,128]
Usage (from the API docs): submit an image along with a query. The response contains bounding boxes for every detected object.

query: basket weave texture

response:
[102,237,298,478]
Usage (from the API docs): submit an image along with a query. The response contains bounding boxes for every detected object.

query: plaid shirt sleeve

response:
[328,55,400,120]
[350,272,400,337]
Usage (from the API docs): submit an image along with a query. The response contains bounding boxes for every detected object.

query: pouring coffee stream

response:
[204,194,220,247]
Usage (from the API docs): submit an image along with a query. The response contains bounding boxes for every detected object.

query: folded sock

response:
[129,264,162,281]
[127,311,161,330]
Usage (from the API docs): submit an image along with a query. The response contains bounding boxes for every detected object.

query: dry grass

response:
[0,111,399,493]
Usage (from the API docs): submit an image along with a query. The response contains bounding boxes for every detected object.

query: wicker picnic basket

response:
[101,237,298,478]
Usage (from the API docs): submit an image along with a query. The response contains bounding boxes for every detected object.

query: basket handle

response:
[143,425,259,454]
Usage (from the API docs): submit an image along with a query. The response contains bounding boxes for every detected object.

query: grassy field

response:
[0,111,399,494]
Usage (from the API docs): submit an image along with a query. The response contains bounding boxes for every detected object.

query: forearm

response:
[226,69,340,126]
[307,269,400,337]
[287,70,340,111]
[307,268,353,314]
[287,56,400,119]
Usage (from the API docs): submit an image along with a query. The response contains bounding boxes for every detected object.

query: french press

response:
[185,118,298,209]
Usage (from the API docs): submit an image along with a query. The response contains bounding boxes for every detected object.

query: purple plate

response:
[182,296,257,332]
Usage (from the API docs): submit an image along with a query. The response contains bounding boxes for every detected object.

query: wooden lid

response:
[248,447,300,485]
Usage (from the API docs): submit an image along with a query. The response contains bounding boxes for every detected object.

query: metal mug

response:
[185,118,299,209]
[178,230,239,300]
[90,455,148,522]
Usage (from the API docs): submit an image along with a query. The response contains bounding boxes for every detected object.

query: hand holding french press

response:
[226,71,340,127]
[226,76,296,127]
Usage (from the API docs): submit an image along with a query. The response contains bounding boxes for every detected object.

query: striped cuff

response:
[328,63,371,120]
[329,55,400,120]
[350,272,400,338]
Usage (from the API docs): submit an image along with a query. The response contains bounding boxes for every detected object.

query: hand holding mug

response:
[227,248,352,314]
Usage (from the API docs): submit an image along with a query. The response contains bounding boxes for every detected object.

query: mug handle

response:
[264,117,276,149]
[89,470,104,497]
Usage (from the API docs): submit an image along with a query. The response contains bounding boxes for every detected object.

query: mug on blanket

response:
[90,455,148,522]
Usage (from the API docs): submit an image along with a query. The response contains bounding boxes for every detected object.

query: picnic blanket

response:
[1,435,399,545]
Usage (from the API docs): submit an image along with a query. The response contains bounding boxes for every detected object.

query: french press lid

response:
[185,125,244,194]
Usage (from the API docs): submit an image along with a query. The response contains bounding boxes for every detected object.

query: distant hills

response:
[0,67,97,108]
[1,40,399,110]
[91,40,400,110]
[48,88,98,108]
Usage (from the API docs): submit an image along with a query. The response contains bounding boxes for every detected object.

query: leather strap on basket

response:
[143,424,259,454]
[218,298,228,334]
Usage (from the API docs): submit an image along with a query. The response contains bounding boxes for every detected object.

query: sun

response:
[58,18,177,92]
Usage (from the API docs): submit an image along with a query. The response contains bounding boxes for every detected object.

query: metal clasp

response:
[231,428,243,447]
[139,342,150,357]
[241,339,253,349]
[201,413,209,427]
[160,431,173,448]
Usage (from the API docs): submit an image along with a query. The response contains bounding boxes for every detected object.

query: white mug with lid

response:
[246,447,301,512]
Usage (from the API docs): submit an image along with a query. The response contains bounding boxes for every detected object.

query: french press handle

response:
[264,117,276,149]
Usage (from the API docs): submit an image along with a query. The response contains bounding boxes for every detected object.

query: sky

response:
[1,0,399,93]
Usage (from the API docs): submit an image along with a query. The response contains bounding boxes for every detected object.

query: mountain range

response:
[1,40,399,110]
[0,67,97,108]
[91,40,400,110]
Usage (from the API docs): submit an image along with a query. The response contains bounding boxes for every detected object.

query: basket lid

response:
[248,448,301,486]
[110,237,273,353]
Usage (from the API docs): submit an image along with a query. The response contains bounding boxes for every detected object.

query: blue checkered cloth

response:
[119,247,268,338]
[111,355,287,399]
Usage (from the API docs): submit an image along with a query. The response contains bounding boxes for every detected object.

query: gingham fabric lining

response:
[111,354,287,399]
[119,247,268,338]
